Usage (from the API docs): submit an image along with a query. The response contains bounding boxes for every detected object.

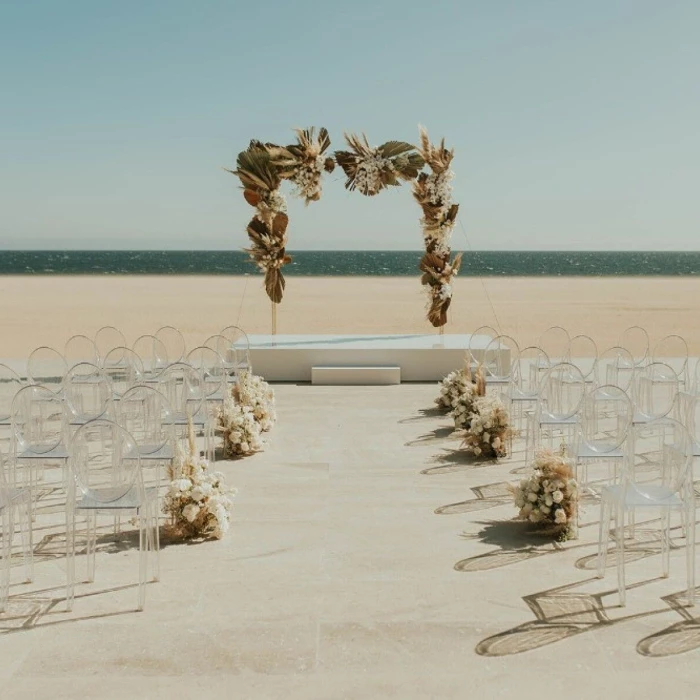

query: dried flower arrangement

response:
[452,366,485,431]
[413,127,462,328]
[334,133,424,196]
[227,128,334,303]
[163,420,236,540]
[233,370,276,432]
[217,396,264,457]
[461,390,514,459]
[511,447,579,538]
[436,363,477,412]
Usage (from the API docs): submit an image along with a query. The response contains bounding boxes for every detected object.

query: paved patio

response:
[1,384,699,698]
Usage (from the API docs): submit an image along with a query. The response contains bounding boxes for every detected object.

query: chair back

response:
[467,325,497,367]
[0,364,24,423]
[597,346,635,392]
[204,334,237,368]
[538,326,570,364]
[27,346,68,393]
[220,325,251,369]
[155,326,186,364]
[63,363,113,423]
[65,334,100,366]
[579,385,632,455]
[569,334,598,382]
[625,418,692,497]
[621,325,650,367]
[483,335,519,381]
[186,346,228,399]
[539,362,586,421]
[102,347,144,398]
[632,361,679,421]
[132,335,169,377]
[513,346,549,395]
[652,334,689,388]
[118,385,174,455]
[11,384,67,455]
[69,419,142,505]
[159,362,204,422]
[94,326,127,362]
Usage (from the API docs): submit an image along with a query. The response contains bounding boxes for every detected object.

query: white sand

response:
[1,275,699,357]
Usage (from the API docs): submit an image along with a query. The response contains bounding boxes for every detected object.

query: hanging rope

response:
[236,273,249,326]
[458,218,503,334]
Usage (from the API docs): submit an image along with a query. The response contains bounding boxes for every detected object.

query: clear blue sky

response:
[1,1,698,251]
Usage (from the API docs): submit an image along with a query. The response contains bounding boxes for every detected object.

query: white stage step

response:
[311,365,401,386]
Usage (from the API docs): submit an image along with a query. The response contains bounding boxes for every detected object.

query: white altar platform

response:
[238,334,494,383]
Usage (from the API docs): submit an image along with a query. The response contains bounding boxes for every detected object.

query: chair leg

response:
[661,510,671,578]
[137,513,147,611]
[0,508,12,613]
[687,502,696,607]
[87,511,97,583]
[66,506,76,612]
[597,497,612,578]
[616,503,627,606]
[18,497,34,583]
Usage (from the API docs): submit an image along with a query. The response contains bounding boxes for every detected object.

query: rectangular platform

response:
[311,365,401,386]
[237,334,494,382]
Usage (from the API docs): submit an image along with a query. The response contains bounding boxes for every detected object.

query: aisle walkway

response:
[1,384,699,698]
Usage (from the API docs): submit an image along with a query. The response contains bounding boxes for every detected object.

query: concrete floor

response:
[1,384,700,698]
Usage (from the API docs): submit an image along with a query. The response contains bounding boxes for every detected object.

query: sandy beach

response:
[0,275,698,359]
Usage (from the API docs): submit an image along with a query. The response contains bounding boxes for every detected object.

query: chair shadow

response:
[420,449,497,475]
[476,577,668,656]
[637,591,700,657]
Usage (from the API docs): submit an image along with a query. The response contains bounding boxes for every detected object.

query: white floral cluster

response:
[290,155,325,203]
[436,367,475,410]
[462,394,513,459]
[512,449,578,531]
[236,370,276,432]
[163,450,236,540]
[424,170,454,217]
[217,396,264,457]
[435,283,452,301]
[353,154,392,196]
[262,189,287,214]
[452,384,479,430]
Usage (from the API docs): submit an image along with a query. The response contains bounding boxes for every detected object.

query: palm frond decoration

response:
[412,126,462,328]
[334,133,424,196]
[280,126,335,204]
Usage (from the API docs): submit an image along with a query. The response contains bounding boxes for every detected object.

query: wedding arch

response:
[227,126,461,331]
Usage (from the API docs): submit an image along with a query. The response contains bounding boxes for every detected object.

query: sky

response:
[1,0,699,251]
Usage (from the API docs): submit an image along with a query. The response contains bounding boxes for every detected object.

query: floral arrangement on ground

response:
[217,396,264,457]
[234,370,276,432]
[163,421,237,539]
[436,363,477,412]
[511,447,579,539]
[461,392,514,459]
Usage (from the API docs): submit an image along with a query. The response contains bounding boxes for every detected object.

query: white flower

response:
[554,509,567,524]
[183,503,200,523]
[552,490,564,504]
[492,437,501,449]
[527,492,538,502]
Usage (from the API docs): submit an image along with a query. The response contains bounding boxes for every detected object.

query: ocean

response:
[0,250,698,276]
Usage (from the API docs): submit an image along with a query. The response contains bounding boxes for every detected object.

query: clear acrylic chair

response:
[118,385,176,492]
[26,346,68,394]
[1,449,33,613]
[63,362,113,429]
[132,335,169,381]
[94,325,127,363]
[64,334,100,367]
[155,326,186,364]
[569,334,598,383]
[682,394,700,463]
[11,384,70,494]
[574,385,632,494]
[597,417,695,607]
[468,325,498,372]
[527,362,586,462]
[537,326,571,365]
[0,364,24,432]
[509,346,549,433]
[620,325,650,369]
[483,335,519,389]
[66,419,159,612]
[158,362,208,455]
[102,347,144,400]
[597,346,636,392]
[652,334,689,391]
[204,334,240,386]
[631,361,680,426]
[220,325,252,374]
